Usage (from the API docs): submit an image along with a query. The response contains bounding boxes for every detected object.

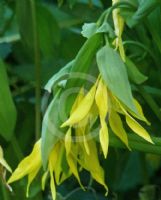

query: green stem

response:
[137,86,161,122]
[110,134,161,155]
[97,1,136,26]
[30,0,41,140]
[1,181,10,200]
[123,40,159,69]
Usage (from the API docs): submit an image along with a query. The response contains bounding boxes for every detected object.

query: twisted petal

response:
[48,143,61,200]
[109,110,130,149]
[65,128,72,155]
[65,136,83,188]
[95,78,108,118]
[131,98,150,125]
[42,171,48,191]
[100,119,109,158]
[49,162,56,200]
[61,82,97,127]
[78,140,108,194]
[27,167,40,197]
[126,115,154,144]
[95,78,109,158]
[71,87,84,114]
[118,101,153,144]
[8,139,41,184]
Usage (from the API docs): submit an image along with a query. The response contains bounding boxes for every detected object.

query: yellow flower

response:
[62,76,153,158]
[8,139,42,197]
[112,0,126,61]
[7,76,153,200]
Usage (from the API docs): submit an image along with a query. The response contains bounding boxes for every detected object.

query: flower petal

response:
[27,167,40,197]
[49,163,56,200]
[78,140,108,194]
[61,82,97,127]
[95,78,108,119]
[42,171,48,191]
[109,110,130,150]
[100,119,109,158]
[126,115,154,144]
[71,87,84,114]
[132,98,150,125]
[65,128,72,155]
[8,140,41,184]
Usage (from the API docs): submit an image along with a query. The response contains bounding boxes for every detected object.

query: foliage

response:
[1,0,161,200]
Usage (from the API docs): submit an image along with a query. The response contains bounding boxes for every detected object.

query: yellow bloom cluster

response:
[8,76,153,199]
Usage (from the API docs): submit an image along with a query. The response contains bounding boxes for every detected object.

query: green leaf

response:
[81,22,114,39]
[44,60,74,93]
[67,34,101,88]
[125,58,148,84]
[65,33,102,114]
[41,90,62,168]
[97,46,137,114]
[81,23,98,38]
[16,1,60,57]
[36,4,60,56]
[0,60,17,140]
[133,0,158,21]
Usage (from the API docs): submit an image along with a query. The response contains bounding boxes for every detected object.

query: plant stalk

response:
[30,0,41,140]
[110,134,161,155]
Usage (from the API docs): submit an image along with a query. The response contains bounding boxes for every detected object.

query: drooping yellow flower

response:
[62,75,153,157]
[8,75,153,200]
[8,139,42,197]
[112,0,126,61]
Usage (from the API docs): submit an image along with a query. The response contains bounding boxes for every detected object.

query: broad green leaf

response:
[97,46,137,114]
[67,33,102,86]
[44,60,74,93]
[125,58,148,84]
[65,33,102,114]
[36,4,60,56]
[147,8,161,53]
[41,90,62,168]
[133,0,158,22]
[0,60,17,140]
[16,1,60,57]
